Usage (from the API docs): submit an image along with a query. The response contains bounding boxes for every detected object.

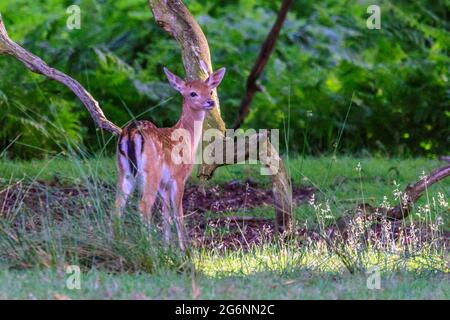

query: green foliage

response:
[0,0,448,158]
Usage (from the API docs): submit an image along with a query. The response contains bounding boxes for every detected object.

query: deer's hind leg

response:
[114,153,136,218]
[138,170,161,224]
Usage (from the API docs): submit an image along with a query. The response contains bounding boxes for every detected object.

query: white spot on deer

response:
[134,134,143,169]
[161,164,172,186]
[119,148,130,175]
[170,183,178,210]
[121,176,134,195]
[137,151,148,192]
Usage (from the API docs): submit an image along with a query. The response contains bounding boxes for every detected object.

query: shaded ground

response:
[0,178,314,217]
[0,179,447,249]
[0,178,313,242]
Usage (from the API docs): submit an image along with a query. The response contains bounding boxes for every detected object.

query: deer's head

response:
[164,67,226,111]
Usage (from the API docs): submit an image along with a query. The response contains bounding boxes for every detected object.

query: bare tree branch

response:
[386,164,450,220]
[0,13,121,135]
[336,164,450,234]
[233,0,294,130]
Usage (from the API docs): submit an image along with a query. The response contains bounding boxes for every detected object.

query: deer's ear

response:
[164,67,186,92]
[205,67,226,88]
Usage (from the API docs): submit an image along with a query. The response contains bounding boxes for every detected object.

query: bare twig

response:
[0,14,121,135]
[233,0,294,129]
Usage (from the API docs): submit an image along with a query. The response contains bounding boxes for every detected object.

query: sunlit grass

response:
[195,243,449,277]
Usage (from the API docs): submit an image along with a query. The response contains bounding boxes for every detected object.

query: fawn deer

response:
[114,67,226,250]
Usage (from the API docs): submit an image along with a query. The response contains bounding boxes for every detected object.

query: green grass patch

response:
[0,268,447,299]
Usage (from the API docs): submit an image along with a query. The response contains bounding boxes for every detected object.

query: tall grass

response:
[0,155,188,273]
[0,154,448,277]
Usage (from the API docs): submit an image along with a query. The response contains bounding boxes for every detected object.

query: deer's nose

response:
[206,100,215,107]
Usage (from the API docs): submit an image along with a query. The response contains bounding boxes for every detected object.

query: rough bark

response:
[148,0,293,231]
[233,0,294,130]
[0,13,121,135]
[148,0,225,134]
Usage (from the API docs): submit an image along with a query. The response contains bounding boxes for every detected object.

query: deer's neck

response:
[175,99,205,154]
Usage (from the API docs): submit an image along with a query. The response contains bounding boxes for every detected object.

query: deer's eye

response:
[190,92,197,97]
[210,91,213,96]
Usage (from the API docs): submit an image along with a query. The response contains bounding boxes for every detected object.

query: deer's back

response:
[117,120,190,178]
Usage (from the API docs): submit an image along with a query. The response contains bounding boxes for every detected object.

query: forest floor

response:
[0,156,448,299]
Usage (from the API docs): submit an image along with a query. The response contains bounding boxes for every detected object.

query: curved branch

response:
[336,164,450,235]
[233,0,293,129]
[0,14,121,135]
[386,164,450,220]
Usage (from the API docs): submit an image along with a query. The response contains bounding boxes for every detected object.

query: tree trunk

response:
[148,0,293,231]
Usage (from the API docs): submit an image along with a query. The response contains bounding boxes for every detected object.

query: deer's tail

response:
[117,121,144,178]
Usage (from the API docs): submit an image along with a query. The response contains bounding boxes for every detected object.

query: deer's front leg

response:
[170,180,188,251]
[158,187,172,246]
